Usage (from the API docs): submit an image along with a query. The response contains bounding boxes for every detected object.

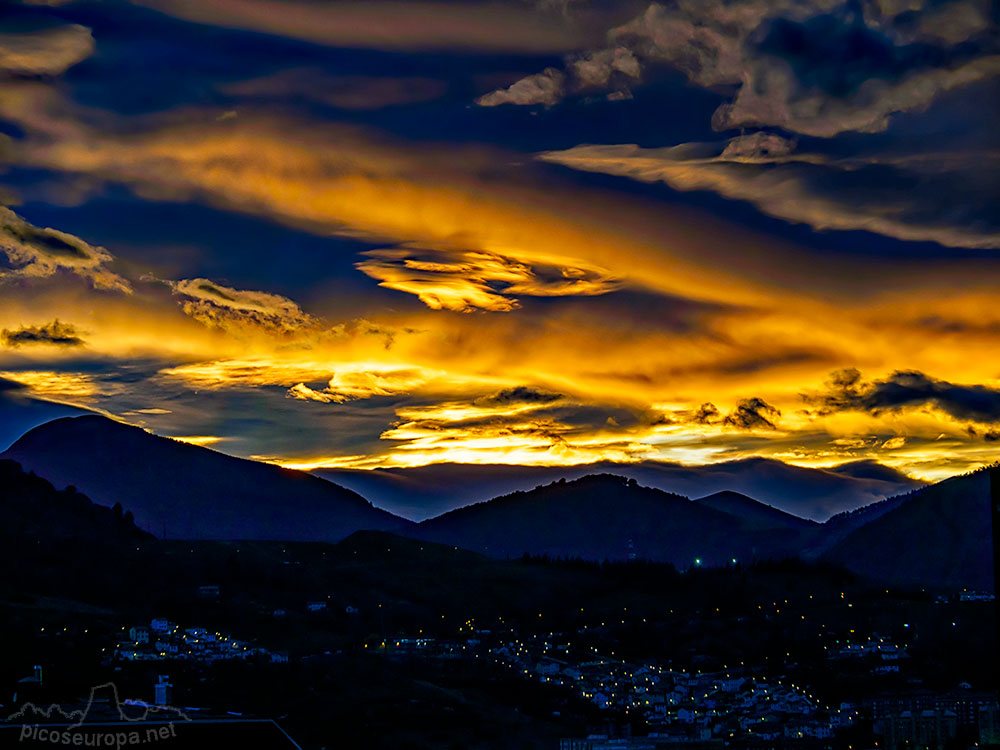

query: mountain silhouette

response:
[695,490,818,531]
[315,457,922,521]
[821,466,995,590]
[2,416,410,541]
[410,474,806,567]
[0,458,150,543]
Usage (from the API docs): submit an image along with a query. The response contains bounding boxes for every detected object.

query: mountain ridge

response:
[2,415,411,542]
[314,457,923,522]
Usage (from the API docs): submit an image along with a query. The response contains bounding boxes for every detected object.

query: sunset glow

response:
[1,0,997,483]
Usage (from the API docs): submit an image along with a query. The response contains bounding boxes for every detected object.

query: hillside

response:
[411,474,805,566]
[822,466,996,591]
[0,458,150,543]
[2,416,410,541]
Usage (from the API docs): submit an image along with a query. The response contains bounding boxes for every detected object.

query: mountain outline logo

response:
[6,682,190,729]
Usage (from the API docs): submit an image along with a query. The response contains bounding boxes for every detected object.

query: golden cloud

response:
[356,246,621,312]
[0,24,94,77]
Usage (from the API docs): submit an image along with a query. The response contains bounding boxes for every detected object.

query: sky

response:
[0,0,997,482]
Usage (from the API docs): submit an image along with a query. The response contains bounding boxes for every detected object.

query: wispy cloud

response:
[223,69,447,111]
[159,277,318,336]
[129,0,600,53]
[0,207,133,292]
[540,134,1000,249]
[0,24,94,77]
[356,246,621,312]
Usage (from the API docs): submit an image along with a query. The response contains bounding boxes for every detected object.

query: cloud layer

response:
[540,133,1000,249]
[479,0,1000,137]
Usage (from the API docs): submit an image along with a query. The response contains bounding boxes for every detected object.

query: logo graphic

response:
[7,681,190,729]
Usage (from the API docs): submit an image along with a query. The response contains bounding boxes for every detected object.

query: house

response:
[721,677,746,692]
[129,626,150,644]
[150,618,175,633]
[591,692,611,710]
[306,601,327,612]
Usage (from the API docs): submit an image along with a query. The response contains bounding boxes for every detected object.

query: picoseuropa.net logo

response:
[17,724,178,747]
[8,682,190,747]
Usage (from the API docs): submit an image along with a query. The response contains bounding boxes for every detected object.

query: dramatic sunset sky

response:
[0,0,997,481]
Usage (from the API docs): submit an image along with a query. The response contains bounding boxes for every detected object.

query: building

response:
[129,626,150,644]
[871,692,1000,747]
[153,675,173,707]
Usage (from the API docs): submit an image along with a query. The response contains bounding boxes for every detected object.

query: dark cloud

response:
[474,386,563,407]
[492,0,1000,138]
[723,398,781,430]
[684,399,779,430]
[2,320,84,347]
[806,368,1000,424]
[692,402,720,424]
[967,425,1000,442]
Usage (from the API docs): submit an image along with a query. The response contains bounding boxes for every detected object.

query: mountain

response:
[2,416,410,541]
[821,466,996,591]
[410,474,807,566]
[695,491,817,531]
[314,457,923,522]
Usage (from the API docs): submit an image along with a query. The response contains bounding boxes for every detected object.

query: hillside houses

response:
[114,618,285,663]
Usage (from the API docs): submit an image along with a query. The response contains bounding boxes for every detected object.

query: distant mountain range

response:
[410,470,995,591]
[410,474,808,567]
[1,415,994,591]
[314,458,923,522]
[2,416,410,541]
